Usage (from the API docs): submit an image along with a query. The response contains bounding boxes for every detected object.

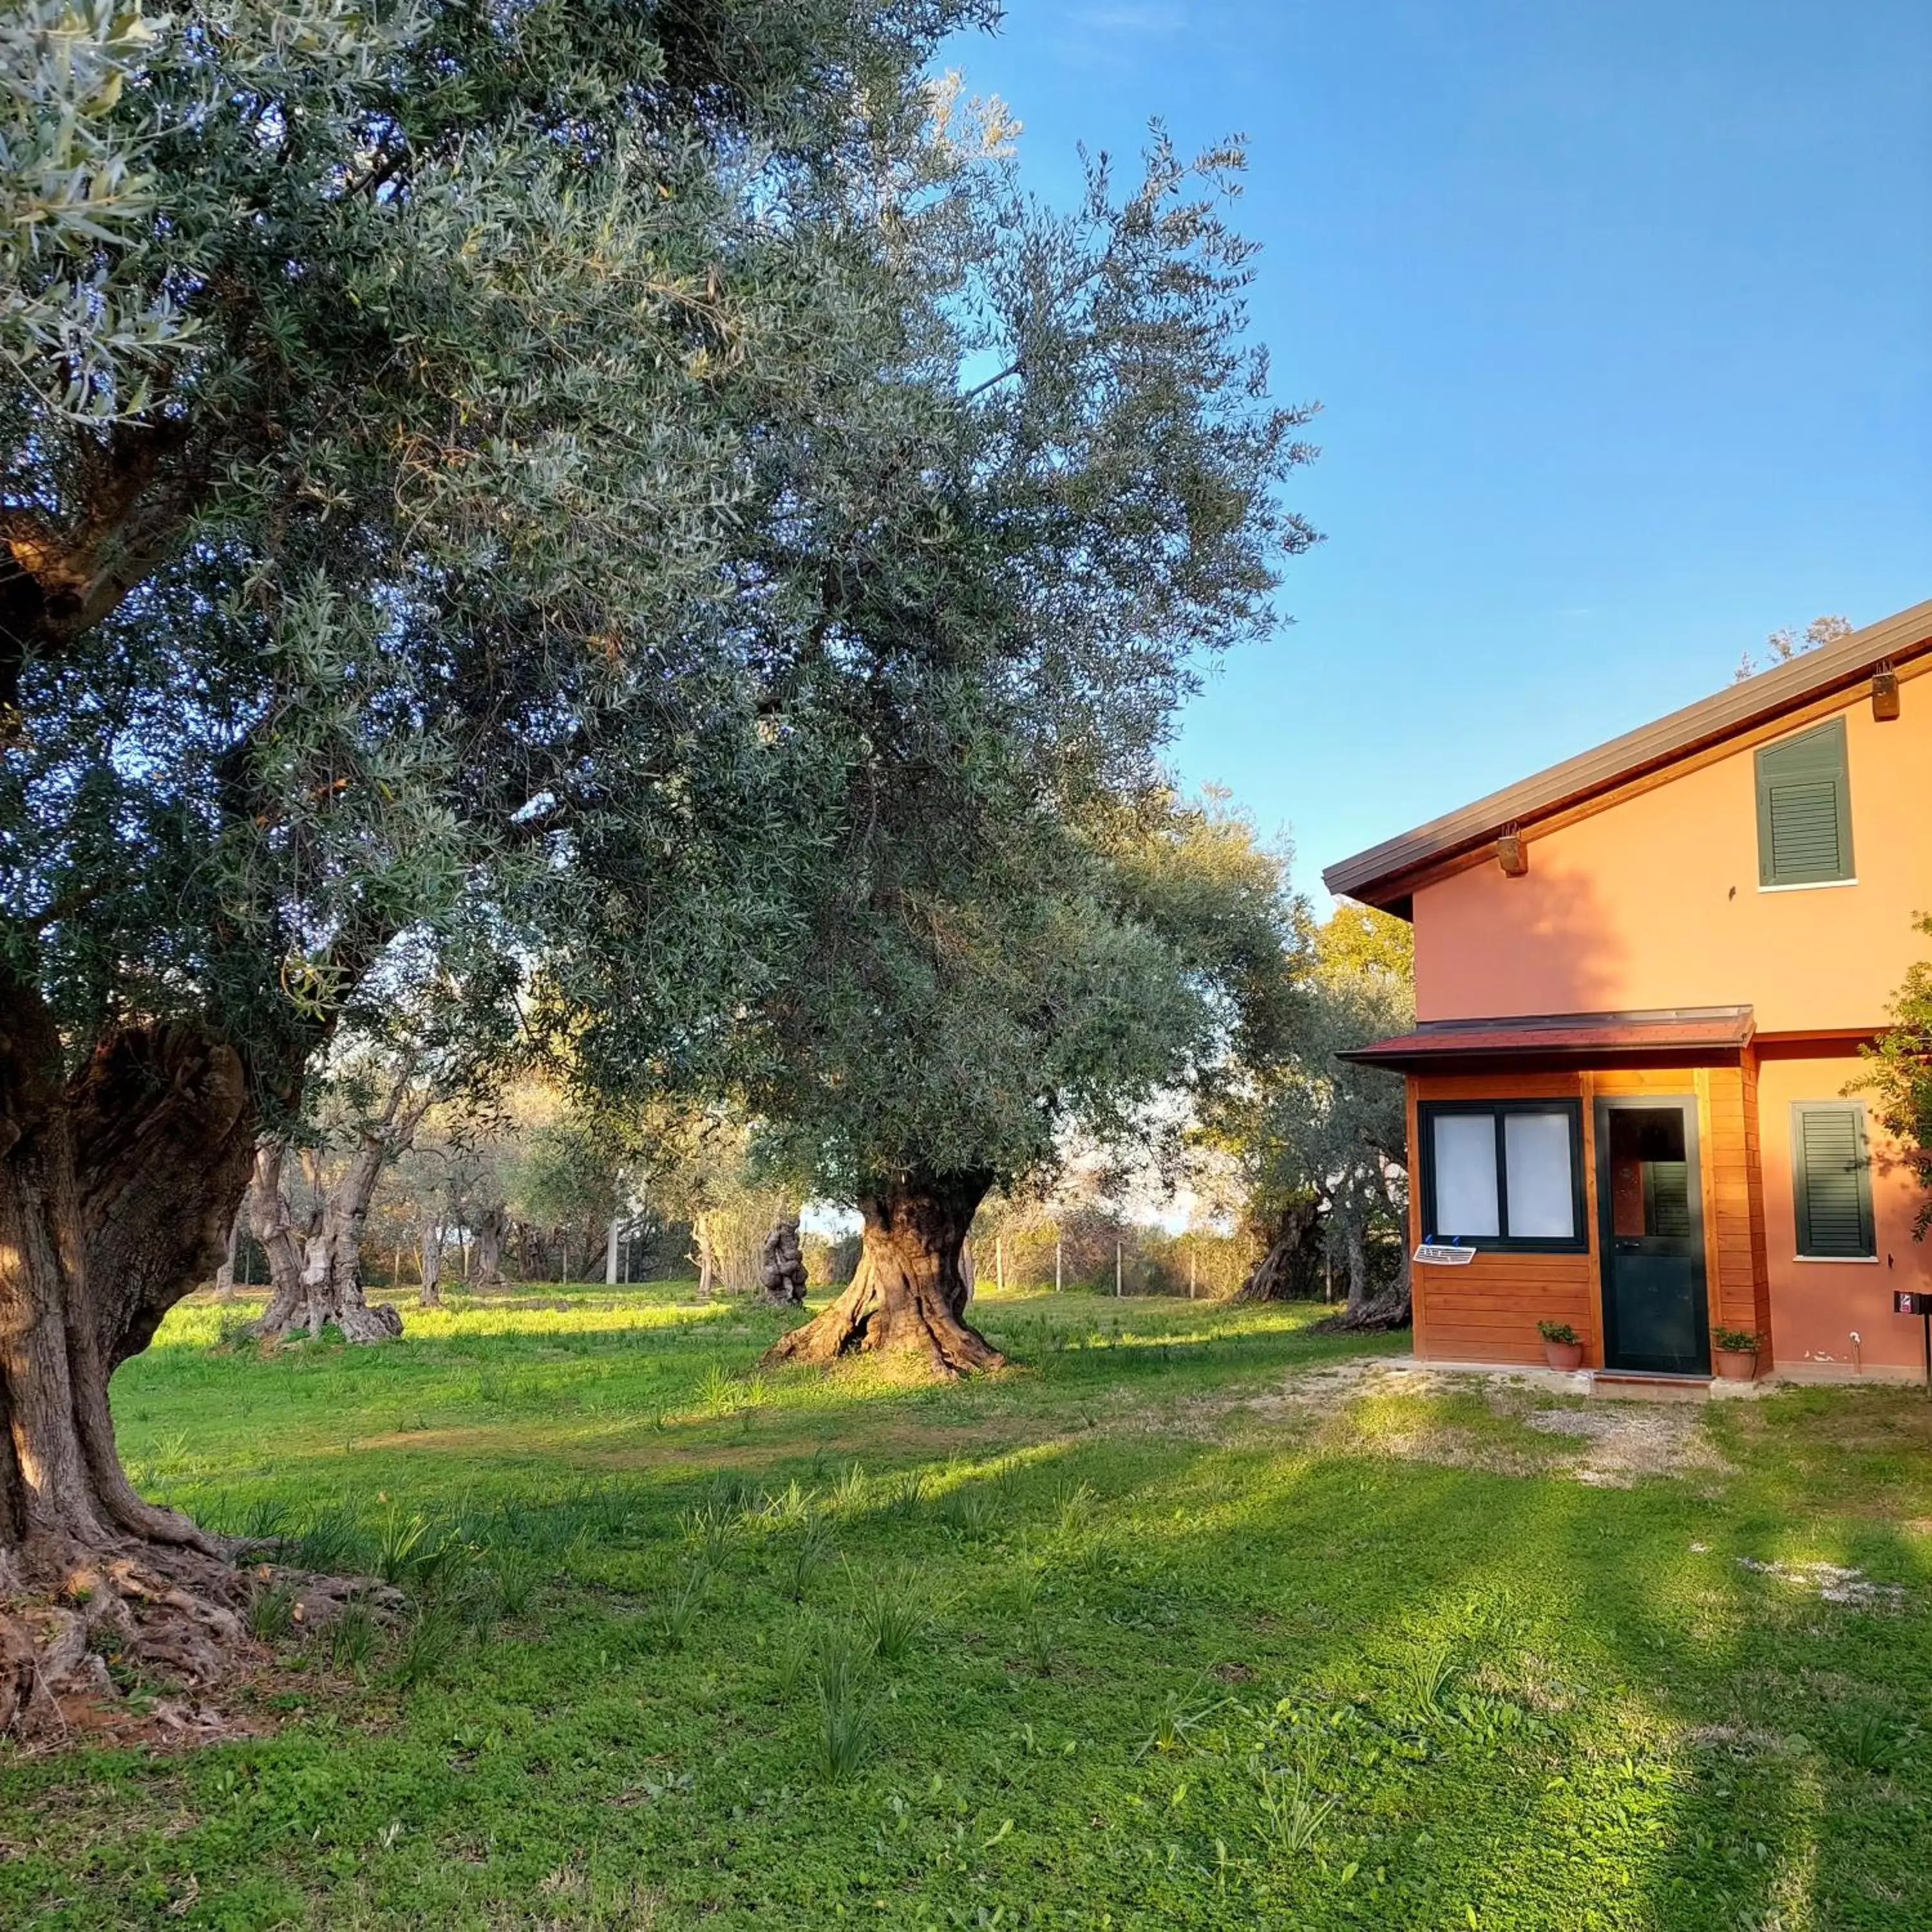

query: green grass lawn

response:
[4,1285,1931,1930]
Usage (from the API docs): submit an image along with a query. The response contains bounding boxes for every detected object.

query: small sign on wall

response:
[1414,1242,1477,1267]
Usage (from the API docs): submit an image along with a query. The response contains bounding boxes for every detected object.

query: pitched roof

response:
[1338,1006,1756,1072]
[1323,597,1932,914]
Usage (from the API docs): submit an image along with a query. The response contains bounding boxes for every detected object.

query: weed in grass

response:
[327,1597,379,1672]
[491,1488,621,1568]
[1835,1707,1917,1774]
[1053,1479,1097,1532]
[761,1478,812,1528]
[246,1582,296,1643]
[392,1606,464,1687]
[1254,1756,1336,1859]
[231,1496,292,1546]
[783,1519,833,1602]
[773,1616,821,1700]
[290,1504,370,1575]
[1136,1678,1225,1759]
[888,1470,927,1517]
[860,1571,926,1664]
[944,1486,1001,1540]
[1022,1615,1057,1676]
[1408,1644,1459,1721]
[489,1551,542,1620]
[212,1311,258,1351]
[696,1361,738,1416]
[829,1465,868,1513]
[812,1628,871,1783]
[408,1526,471,1600]
[703,1472,759,1517]
[375,1503,431,1584]
[681,1501,738,1569]
[657,1562,712,1649]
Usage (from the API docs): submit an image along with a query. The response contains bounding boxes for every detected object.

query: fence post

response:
[1189,1247,1197,1301]
[1055,1240,1063,1292]
[996,1233,1004,1293]
[1115,1240,1122,1298]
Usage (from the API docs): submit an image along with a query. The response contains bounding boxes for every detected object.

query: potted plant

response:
[1537,1320,1584,1372]
[1712,1325,1761,1380]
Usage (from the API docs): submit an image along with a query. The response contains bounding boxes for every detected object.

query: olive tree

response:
[0,0,987,1727]
[1228,904,1413,1317]
[553,130,1315,1373]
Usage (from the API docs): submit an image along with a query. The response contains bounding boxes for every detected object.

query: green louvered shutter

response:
[1756,719,1853,886]
[1792,1103,1875,1258]
[1644,1160,1694,1237]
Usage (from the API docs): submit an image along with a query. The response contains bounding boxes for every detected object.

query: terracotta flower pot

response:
[1543,1340,1584,1372]
[1714,1347,1758,1381]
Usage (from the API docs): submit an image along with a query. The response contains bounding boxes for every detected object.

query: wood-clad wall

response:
[1406,1063,1768,1370]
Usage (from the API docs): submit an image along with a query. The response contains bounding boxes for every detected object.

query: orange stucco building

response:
[1325,599,1932,1384]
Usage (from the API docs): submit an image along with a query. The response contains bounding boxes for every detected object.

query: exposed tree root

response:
[1313,1287,1412,1334]
[0,1536,400,1745]
[0,1536,252,1739]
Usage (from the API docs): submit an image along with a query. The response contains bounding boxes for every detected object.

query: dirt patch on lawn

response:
[1202,1358,1734,1488]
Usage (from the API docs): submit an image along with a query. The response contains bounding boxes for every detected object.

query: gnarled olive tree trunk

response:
[764,1171,1004,1377]
[249,1077,424,1344]
[0,980,265,1734]
[211,1197,249,1302]
[1234,1196,1321,1302]
[471,1206,507,1287]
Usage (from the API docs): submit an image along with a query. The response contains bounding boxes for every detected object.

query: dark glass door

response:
[1595,1097,1710,1375]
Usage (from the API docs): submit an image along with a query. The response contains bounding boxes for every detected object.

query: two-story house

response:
[1323,598,1932,1383]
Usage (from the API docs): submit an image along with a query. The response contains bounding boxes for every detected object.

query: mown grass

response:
[3,1283,1931,1929]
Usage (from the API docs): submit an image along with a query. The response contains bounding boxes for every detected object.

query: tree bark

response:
[694,1214,716,1298]
[1343,1221,1370,1322]
[245,1138,310,1337]
[251,1078,426,1345]
[418,1222,443,1308]
[1235,1197,1321,1302]
[211,1196,248,1302]
[1,979,265,1735]
[471,1206,506,1287]
[763,1171,1004,1377]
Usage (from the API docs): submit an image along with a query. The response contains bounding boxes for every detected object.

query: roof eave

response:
[1323,598,1932,913]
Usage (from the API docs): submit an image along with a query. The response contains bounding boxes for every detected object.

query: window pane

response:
[1504,1111,1575,1239]
[1432,1114,1499,1238]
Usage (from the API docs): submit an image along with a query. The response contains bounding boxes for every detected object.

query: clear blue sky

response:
[942,1,1930,903]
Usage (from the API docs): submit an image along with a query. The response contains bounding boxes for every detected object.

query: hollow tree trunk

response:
[1,984,265,1735]
[763,1171,1004,1377]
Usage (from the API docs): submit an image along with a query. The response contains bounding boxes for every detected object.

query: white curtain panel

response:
[1503,1111,1575,1239]
[1431,1113,1500,1237]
